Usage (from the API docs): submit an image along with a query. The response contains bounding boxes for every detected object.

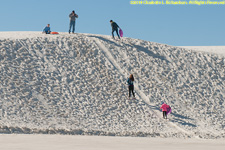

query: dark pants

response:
[45,31,51,34]
[112,29,120,39]
[128,85,135,98]
[163,111,167,119]
[69,20,75,33]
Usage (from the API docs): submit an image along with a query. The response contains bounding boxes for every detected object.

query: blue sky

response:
[0,0,224,46]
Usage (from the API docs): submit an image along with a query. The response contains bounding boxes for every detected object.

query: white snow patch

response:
[0,135,225,150]
[180,46,225,56]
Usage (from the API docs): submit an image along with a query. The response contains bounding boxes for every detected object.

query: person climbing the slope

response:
[110,20,120,39]
[127,74,135,99]
[160,102,170,119]
[69,10,78,34]
[43,24,51,34]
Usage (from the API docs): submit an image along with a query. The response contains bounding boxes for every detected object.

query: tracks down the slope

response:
[88,36,192,136]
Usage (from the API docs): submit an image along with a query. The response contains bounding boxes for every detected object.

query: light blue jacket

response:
[43,26,50,32]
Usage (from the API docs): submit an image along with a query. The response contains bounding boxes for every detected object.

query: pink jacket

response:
[160,104,168,112]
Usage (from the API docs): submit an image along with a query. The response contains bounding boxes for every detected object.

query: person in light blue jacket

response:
[43,24,51,34]
[127,74,135,99]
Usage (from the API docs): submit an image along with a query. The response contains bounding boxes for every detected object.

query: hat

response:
[161,102,164,105]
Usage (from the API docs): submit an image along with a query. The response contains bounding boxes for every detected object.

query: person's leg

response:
[163,111,166,119]
[131,85,135,98]
[115,29,120,39]
[69,21,72,33]
[128,86,132,98]
[112,30,115,39]
[72,21,75,33]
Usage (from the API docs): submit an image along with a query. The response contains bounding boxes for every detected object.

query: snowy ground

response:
[0,134,225,150]
[0,32,225,143]
[181,46,225,56]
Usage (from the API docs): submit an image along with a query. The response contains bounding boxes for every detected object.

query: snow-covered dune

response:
[0,32,224,139]
[181,46,225,56]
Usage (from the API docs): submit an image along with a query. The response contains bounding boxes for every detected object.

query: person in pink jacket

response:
[160,102,169,119]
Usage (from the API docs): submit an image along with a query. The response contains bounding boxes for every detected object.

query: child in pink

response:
[160,102,169,119]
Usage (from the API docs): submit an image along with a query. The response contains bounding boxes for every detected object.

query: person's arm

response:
[75,13,78,18]
[127,78,130,85]
[69,13,73,18]
[160,105,163,110]
[116,23,120,29]
[43,27,46,32]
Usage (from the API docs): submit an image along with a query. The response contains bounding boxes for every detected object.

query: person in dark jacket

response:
[127,74,135,99]
[69,10,78,34]
[110,20,120,39]
[43,24,51,34]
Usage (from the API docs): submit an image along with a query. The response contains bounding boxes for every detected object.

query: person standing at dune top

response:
[69,10,78,34]
[110,20,120,39]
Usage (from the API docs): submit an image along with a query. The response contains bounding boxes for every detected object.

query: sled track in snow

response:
[88,36,192,136]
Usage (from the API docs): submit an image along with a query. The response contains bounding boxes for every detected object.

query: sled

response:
[119,29,123,37]
[51,32,59,34]
[166,106,171,115]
